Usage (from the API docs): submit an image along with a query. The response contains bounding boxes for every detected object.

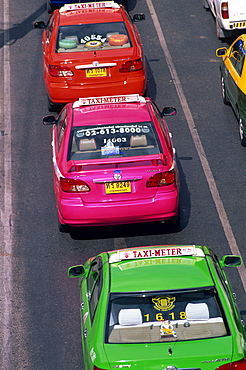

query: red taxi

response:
[34,1,146,111]
[43,94,180,232]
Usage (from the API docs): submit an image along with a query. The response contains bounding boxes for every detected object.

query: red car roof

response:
[58,8,124,26]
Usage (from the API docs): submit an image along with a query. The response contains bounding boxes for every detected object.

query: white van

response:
[203,0,246,39]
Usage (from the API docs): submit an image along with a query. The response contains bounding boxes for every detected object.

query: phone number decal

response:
[76,125,150,137]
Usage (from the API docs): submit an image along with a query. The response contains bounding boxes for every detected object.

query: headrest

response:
[130,135,147,147]
[65,35,79,44]
[106,32,119,40]
[118,308,142,326]
[59,38,77,49]
[79,138,96,151]
[107,34,128,46]
[185,303,209,321]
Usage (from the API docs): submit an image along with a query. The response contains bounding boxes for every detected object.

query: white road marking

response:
[146,0,246,291]
[1,0,13,367]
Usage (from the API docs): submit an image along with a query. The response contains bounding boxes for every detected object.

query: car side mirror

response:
[68,265,85,278]
[216,47,227,57]
[220,255,242,267]
[162,107,177,116]
[133,13,145,22]
[34,21,46,29]
[43,115,57,125]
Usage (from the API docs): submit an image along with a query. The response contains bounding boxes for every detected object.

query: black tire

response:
[47,1,53,14]
[165,206,181,232]
[58,221,70,233]
[143,78,150,97]
[48,96,62,113]
[170,212,181,231]
[121,0,128,11]
[216,18,231,39]
[216,19,225,39]
[216,19,223,39]
[221,77,230,105]
[239,119,246,147]
[48,97,55,112]
[202,0,210,10]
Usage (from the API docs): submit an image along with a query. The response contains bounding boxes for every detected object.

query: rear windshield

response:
[106,288,229,343]
[68,122,161,161]
[57,22,132,52]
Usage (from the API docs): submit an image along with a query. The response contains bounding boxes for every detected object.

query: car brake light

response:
[119,58,143,72]
[216,358,246,369]
[60,178,90,192]
[49,65,74,77]
[146,170,175,187]
[94,367,107,370]
[221,2,229,19]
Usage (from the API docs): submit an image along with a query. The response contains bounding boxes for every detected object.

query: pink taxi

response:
[43,94,180,232]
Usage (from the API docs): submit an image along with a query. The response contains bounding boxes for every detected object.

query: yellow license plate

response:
[105,181,131,194]
[86,68,107,77]
[233,22,246,28]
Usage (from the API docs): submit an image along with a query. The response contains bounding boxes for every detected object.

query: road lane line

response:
[1,0,13,367]
[146,0,246,291]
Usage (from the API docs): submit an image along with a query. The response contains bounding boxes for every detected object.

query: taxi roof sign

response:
[60,1,120,12]
[109,245,205,263]
[73,94,145,108]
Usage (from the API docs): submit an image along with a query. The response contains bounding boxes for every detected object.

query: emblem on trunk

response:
[114,170,122,180]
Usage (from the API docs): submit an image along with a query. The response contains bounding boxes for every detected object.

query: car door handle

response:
[83,329,88,338]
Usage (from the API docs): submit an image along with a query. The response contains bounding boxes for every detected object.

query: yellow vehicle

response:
[216,35,246,146]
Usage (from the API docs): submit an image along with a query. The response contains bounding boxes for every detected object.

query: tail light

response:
[94,367,107,370]
[146,170,175,187]
[49,65,74,77]
[216,358,246,369]
[60,178,90,192]
[119,58,143,72]
[221,2,229,19]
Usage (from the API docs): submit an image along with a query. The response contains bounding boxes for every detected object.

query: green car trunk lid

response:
[103,336,233,369]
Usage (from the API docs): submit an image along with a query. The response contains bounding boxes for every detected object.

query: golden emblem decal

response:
[152,296,176,311]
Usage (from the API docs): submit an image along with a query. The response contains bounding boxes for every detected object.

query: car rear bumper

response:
[46,75,146,104]
[219,18,246,31]
[57,191,179,227]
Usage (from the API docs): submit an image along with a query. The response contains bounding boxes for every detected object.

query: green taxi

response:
[68,245,246,369]
[216,35,246,146]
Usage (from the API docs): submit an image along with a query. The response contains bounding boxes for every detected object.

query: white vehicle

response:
[203,0,246,39]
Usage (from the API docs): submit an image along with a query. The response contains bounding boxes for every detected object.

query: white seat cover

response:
[118,308,142,326]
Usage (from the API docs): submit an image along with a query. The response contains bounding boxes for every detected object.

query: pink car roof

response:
[72,103,151,126]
